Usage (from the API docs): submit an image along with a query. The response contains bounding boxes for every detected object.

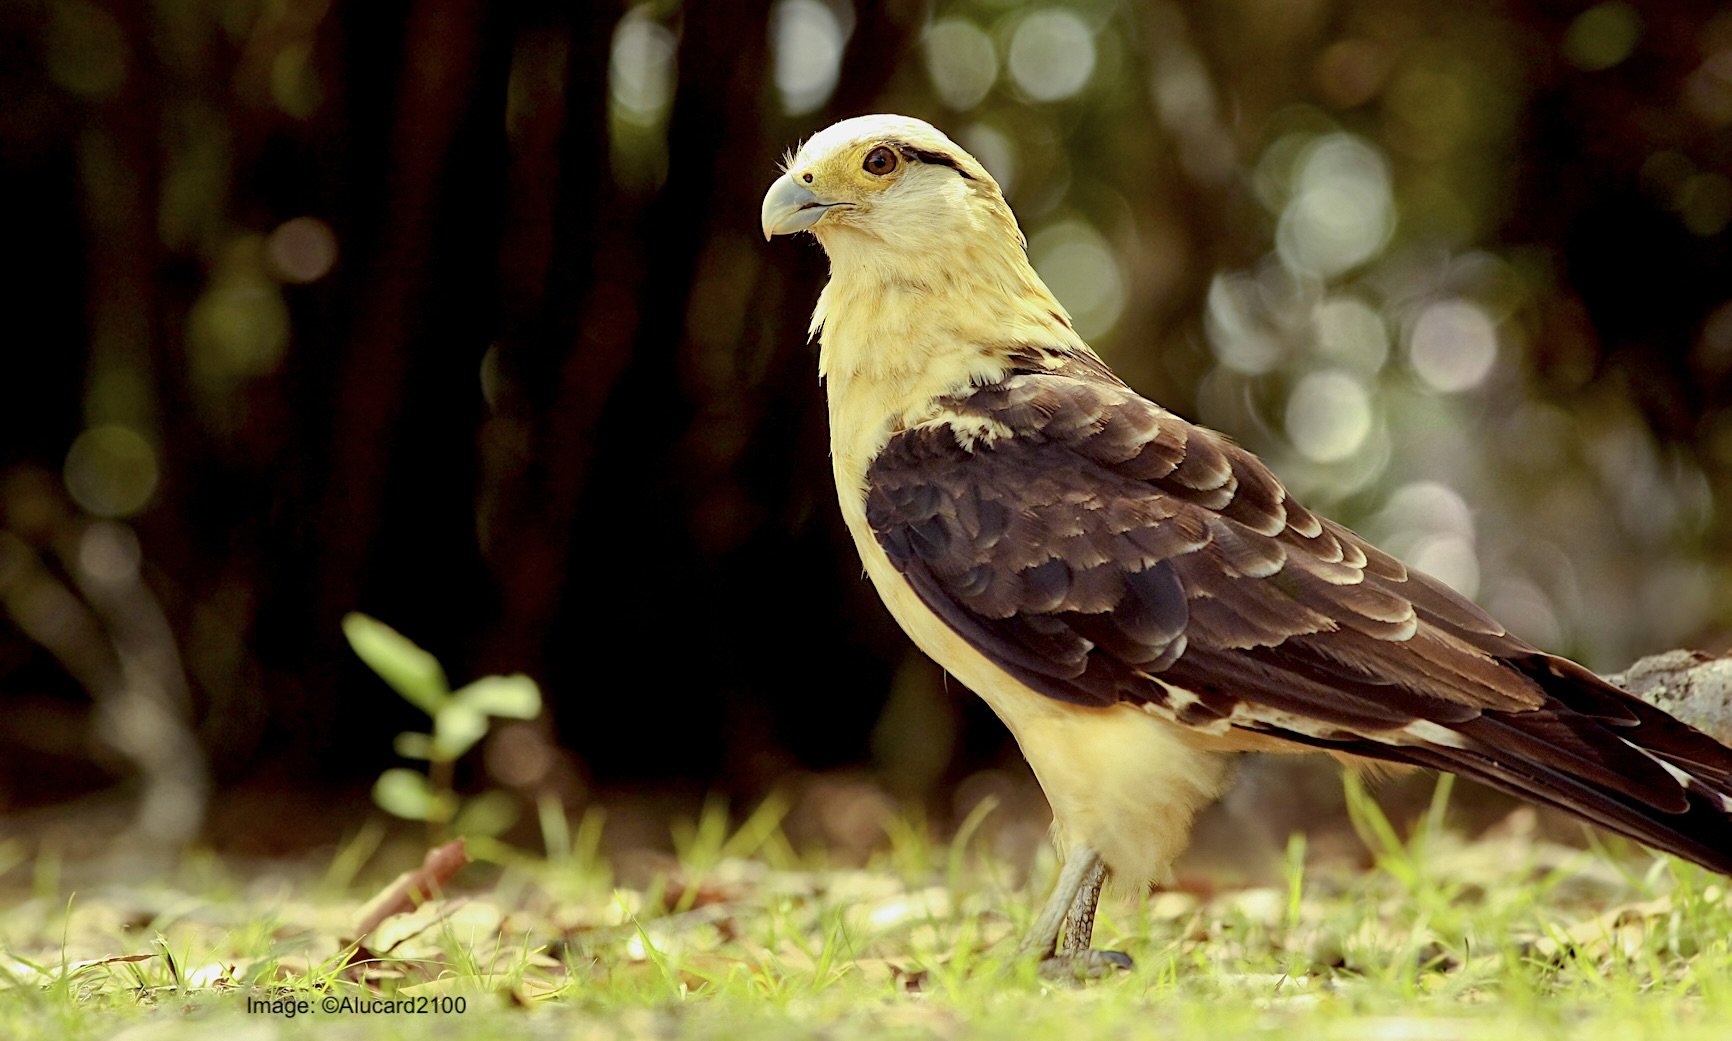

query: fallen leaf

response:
[350,839,470,943]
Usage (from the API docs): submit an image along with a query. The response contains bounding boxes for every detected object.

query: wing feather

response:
[867,368,1732,872]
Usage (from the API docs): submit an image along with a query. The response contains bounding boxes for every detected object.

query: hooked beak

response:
[761,174,842,240]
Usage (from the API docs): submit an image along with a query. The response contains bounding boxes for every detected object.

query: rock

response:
[1605,650,1732,747]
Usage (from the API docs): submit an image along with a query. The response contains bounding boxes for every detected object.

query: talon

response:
[1038,948,1134,981]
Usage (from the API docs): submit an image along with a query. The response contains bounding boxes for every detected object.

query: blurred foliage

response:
[342,612,541,841]
[0,0,1730,846]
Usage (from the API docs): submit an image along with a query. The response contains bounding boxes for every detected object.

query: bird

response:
[760,113,1732,975]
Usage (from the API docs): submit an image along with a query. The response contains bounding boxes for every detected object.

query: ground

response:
[4,780,1732,1041]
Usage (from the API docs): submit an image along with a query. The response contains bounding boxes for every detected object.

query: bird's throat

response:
[812,236,1087,515]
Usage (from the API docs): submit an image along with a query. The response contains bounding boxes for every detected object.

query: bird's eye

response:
[863,146,899,176]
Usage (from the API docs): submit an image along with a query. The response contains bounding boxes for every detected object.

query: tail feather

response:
[1396,738,1732,876]
[1334,652,1732,875]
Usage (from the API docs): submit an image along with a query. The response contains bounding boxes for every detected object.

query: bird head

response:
[762,115,1083,394]
[760,115,1017,258]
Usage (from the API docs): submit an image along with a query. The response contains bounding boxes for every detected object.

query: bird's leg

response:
[1018,846,1097,959]
[1018,846,1133,978]
[1056,855,1108,955]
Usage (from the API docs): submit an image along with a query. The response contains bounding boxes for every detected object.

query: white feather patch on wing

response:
[1619,737,1732,812]
[924,409,1013,451]
[1136,682,1480,756]
[1133,683,1352,743]
[1394,718,1469,749]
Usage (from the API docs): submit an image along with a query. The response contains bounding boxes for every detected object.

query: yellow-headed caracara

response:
[761,114,1732,974]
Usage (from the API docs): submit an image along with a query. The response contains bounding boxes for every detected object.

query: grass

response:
[4,779,1732,1040]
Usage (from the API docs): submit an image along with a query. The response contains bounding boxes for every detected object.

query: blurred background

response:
[2,0,1731,878]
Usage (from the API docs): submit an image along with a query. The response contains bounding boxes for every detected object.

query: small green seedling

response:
[341,612,543,840]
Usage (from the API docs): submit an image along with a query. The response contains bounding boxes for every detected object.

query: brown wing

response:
[866,370,1732,873]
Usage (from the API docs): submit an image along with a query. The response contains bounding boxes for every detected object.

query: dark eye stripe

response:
[893,144,977,181]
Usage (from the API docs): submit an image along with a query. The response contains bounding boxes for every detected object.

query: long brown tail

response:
[1378,653,1732,874]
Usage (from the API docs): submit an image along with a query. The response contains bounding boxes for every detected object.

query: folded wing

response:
[866,369,1732,872]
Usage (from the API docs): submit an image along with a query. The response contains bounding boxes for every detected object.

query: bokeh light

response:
[1205,272,1284,375]
[1684,48,1732,126]
[924,18,998,111]
[271,42,322,119]
[1409,533,1481,599]
[1311,295,1390,373]
[771,0,847,116]
[188,246,292,384]
[1029,219,1126,341]
[609,7,677,126]
[958,122,1018,197]
[78,520,142,587]
[1487,577,1564,649]
[1149,25,1232,181]
[1285,370,1373,463]
[1375,482,1479,598]
[1007,8,1096,103]
[1679,173,1732,236]
[1563,3,1642,72]
[1407,299,1498,393]
[1276,134,1394,279]
[266,217,339,284]
[64,425,159,519]
[45,0,127,100]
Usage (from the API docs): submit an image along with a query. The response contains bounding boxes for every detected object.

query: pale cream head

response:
[760,114,1017,257]
[760,114,1083,405]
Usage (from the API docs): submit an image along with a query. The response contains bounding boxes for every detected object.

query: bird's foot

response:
[1037,948,1134,981]
[1018,848,1129,981]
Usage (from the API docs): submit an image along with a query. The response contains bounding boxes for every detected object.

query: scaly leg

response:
[1057,855,1108,955]
[1018,846,1133,978]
